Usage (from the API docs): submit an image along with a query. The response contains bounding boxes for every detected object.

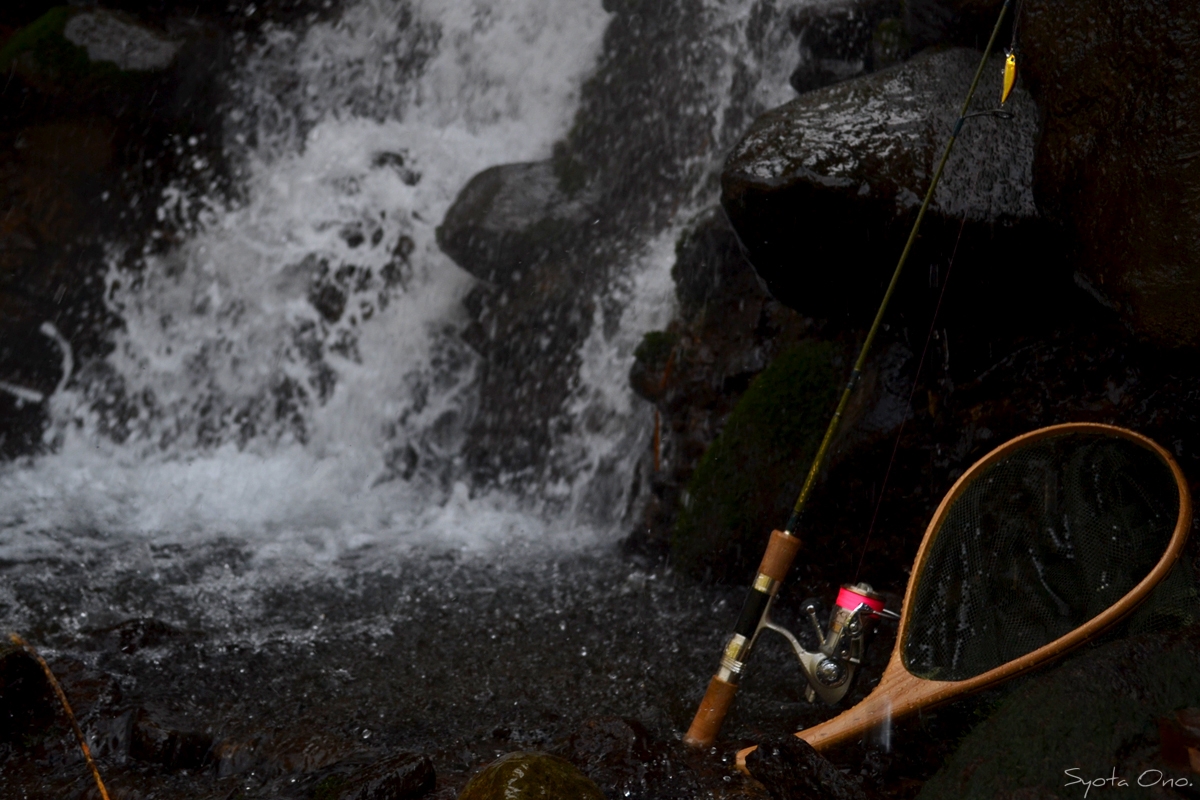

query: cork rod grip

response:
[683,675,738,749]
[758,530,801,582]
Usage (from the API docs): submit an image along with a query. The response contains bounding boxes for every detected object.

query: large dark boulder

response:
[436,161,599,287]
[1020,0,1200,347]
[722,47,1060,333]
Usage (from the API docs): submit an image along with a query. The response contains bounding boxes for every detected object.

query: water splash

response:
[1,0,612,552]
[0,0,809,559]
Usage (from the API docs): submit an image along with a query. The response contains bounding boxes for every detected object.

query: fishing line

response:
[853,212,969,584]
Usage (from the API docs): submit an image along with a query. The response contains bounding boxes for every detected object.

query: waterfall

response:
[0,0,806,562]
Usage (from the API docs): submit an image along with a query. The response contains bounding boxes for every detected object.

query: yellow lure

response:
[1001,52,1018,105]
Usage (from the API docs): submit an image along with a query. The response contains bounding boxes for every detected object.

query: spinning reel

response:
[756,583,899,705]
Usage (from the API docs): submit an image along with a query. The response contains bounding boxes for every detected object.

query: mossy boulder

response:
[671,340,841,583]
[458,751,606,800]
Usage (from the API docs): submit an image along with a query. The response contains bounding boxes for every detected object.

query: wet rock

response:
[1019,0,1200,347]
[625,208,813,561]
[787,0,903,94]
[211,728,357,777]
[457,751,606,800]
[62,9,180,72]
[438,160,606,488]
[917,624,1200,800]
[87,617,193,654]
[745,735,875,800]
[556,716,701,800]
[558,717,654,794]
[436,161,599,287]
[323,752,435,800]
[0,116,116,456]
[722,47,1059,330]
[128,709,212,770]
[0,641,54,743]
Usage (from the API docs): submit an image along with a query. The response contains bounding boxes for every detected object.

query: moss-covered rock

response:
[670,340,841,583]
[457,751,606,800]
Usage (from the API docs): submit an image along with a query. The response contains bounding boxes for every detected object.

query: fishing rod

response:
[684,0,1019,750]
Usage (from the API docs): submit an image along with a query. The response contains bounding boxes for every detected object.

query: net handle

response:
[736,422,1193,768]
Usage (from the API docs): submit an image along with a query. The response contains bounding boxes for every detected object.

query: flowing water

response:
[0,1,833,795]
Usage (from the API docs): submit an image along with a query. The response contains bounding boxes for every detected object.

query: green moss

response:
[671,340,840,582]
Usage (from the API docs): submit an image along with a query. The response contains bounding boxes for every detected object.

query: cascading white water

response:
[0,0,806,567]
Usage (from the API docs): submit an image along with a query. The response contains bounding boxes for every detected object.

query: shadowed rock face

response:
[917,624,1200,800]
[721,48,1064,334]
[1020,0,1200,348]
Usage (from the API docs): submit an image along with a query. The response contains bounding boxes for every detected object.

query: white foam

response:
[0,0,811,563]
[0,0,612,555]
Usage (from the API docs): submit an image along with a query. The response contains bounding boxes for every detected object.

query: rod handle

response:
[683,674,738,749]
[759,529,802,583]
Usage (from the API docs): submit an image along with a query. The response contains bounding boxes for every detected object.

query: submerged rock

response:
[1020,0,1200,347]
[457,751,606,800]
[722,47,1058,330]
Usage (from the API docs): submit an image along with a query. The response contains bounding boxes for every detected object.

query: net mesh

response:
[902,430,1182,682]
